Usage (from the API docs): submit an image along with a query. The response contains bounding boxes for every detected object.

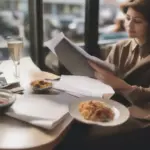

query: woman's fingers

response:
[95,72,104,80]
[88,61,112,75]
[88,61,102,73]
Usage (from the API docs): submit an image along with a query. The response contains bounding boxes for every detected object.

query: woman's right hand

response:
[88,61,133,91]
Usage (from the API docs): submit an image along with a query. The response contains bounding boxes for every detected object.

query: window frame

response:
[28,0,100,69]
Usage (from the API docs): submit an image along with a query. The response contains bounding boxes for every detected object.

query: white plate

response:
[32,85,52,92]
[68,97,130,126]
[0,89,16,111]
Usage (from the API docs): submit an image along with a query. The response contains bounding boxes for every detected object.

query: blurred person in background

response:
[113,11,125,32]
[0,11,19,38]
[113,19,125,32]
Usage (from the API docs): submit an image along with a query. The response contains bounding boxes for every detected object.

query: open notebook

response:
[44,32,116,78]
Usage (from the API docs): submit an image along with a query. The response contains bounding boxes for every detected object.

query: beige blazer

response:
[106,39,150,106]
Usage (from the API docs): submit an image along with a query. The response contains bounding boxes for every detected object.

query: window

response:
[43,0,85,43]
[0,0,29,60]
[99,1,127,45]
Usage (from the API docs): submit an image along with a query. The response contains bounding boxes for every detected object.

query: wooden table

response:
[0,57,74,150]
[0,114,73,150]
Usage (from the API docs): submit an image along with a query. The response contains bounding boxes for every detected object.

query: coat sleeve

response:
[105,44,118,64]
[105,42,150,106]
[105,43,124,77]
[122,86,150,106]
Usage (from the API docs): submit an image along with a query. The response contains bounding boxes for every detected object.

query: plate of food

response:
[68,98,130,126]
[0,89,16,112]
[30,80,53,92]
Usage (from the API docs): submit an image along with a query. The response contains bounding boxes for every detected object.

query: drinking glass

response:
[6,36,23,78]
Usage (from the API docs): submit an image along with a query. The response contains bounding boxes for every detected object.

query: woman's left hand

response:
[88,61,132,91]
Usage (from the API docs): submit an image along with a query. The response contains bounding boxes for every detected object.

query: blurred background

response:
[0,0,127,59]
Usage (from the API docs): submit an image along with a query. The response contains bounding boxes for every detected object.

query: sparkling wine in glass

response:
[7,36,23,78]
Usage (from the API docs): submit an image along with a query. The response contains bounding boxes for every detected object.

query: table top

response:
[2,57,144,150]
[0,57,73,150]
[0,114,72,150]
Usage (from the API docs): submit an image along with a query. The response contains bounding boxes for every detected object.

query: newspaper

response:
[44,32,115,77]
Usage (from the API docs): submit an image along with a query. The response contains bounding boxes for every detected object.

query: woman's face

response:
[124,7,149,39]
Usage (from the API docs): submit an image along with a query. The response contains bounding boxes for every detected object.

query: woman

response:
[54,1,150,150]
[89,0,150,106]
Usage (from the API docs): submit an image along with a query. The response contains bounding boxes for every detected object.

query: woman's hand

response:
[88,61,132,91]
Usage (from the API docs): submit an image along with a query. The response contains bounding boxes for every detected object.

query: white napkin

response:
[6,94,68,130]
[53,75,114,97]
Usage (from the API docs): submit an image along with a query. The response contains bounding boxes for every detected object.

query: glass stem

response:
[15,62,19,78]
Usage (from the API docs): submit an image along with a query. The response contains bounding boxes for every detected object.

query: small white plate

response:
[32,85,52,92]
[31,80,53,92]
[68,97,130,126]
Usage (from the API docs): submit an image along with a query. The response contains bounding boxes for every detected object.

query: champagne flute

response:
[6,36,23,78]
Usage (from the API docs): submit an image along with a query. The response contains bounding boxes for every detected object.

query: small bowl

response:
[32,85,52,92]
[0,89,16,113]
[31,80,53,92]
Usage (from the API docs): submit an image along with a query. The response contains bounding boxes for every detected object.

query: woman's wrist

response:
[118,85,136,95]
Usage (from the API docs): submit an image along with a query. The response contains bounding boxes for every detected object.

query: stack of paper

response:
[53,75,114,97]
[6,94,69,130]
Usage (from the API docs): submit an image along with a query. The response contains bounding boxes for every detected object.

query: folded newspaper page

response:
[44,32,115,77]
